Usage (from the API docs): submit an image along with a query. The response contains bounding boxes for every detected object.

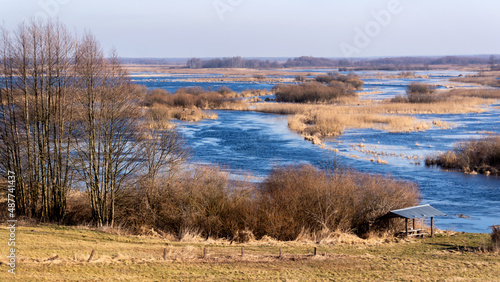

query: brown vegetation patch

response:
[148,104,218,123]
[257,103,437,139]
[451,73,500,88]
[143,87,249,123]
[257,164,419,240]
[492,226,500,252]
[426,135,500,175]
[274,82,356,103]
[112,164,419,241]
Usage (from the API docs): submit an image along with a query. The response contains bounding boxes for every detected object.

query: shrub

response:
[274,82,355,103]
[175,86,205,95]
[492,226,500,251]
[390,94,409,103]
[117,166,257,240]
[390,83,440,104]
[216,86,234,96]
[116,163,419,241]
[426,136,500,175]
[406,83,438,103]
[64,191,93,225]
[253,74,267,80]
[143,87,241,110]
[172,93,196,108]
[344,75,365,90]
[399,71,416,78]
[295,74,306,82]
[143,89,172,106]
[315,73,364,90]
[255,164,419,240]
[315,74,337,84]
[407,83,436,95]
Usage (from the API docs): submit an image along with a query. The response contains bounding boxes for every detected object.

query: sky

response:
[1,0,499,58]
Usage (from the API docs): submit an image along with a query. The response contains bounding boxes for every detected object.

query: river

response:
[132,70,500,233]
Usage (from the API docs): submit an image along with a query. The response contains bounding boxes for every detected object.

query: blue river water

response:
[134,70,500,233]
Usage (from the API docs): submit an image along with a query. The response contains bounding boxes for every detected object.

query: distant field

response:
[1,225,499,281]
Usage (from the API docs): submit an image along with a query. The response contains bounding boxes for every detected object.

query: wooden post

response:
[163,248,167,261]
[87,249,95,262]
[241,247,244,257]
[203,247,207,259]
[413,218,415,229]
[279,247,282,258]
[405,218,408,237]
[431,217,434,238]
[314,247,317,256]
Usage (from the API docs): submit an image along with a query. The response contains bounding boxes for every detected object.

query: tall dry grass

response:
[451,76,500,87]
[443,89,500,99]
[257,103,433,138]
[426,135,500,175]
[256,94,493,139]
[392,84,500,105]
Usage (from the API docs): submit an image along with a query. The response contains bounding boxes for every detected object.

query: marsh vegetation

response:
[426,135,500,175]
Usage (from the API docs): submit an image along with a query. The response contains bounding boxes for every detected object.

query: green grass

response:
[1,224,499,281]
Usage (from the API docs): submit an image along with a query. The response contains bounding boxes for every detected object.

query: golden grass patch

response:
[2,225,499,281]
[256,95,493,139]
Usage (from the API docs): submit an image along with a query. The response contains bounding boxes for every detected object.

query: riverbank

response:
[1,224,498,281]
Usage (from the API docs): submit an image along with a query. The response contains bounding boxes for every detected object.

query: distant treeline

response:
[119,55,498,69]
[186,57,282,69]
[183,55,497,70]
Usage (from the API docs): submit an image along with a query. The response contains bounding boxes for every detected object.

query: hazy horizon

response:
[1,0,499,58]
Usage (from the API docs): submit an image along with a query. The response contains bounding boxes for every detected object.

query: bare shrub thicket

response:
[391,83,439,103]
[492,226,500,251]
[426,136,500,175]
[295,74,307,82]
[143,87,240,109]
[255,165,419,240]
[116,166,257,240]
[115,164,419,240]
[315,72,364,90]
[274,82,356,103]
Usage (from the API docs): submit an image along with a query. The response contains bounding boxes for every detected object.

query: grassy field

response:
[1,224,499,281]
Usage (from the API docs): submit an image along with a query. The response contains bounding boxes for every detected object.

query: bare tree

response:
[73,36,142,227]
[1,20,188,227]
[0,21,76,221]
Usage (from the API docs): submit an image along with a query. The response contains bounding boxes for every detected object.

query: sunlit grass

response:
[1,225,499,281]
[255,95,494,139]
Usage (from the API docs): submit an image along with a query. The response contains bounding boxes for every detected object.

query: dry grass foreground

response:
[1,225,499,281]
[255,94,495,141]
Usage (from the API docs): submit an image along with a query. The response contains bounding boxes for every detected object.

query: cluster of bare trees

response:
[0,21,77,221]
[0,21,185,226]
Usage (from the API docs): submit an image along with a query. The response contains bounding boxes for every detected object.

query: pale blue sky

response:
[1,0,498,58]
